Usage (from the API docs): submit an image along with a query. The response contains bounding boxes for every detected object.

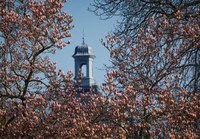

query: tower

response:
[72,37,96,90]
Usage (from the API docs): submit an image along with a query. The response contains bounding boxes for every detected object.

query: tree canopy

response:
[91,0,200,93]
[0,0,199,138]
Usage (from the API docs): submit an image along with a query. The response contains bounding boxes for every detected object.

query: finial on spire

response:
[82,29,85,45]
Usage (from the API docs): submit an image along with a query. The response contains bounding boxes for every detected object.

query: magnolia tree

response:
[91,1,200,137]
[100,12,200,138]
[0,0,77,137]
[0,0,125,138]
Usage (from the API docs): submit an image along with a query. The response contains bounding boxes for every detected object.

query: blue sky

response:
[50,0,117,84]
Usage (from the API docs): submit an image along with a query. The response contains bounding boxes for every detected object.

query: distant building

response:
[72,37,97,92]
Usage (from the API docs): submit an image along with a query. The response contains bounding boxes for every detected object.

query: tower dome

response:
[73,42,95,58]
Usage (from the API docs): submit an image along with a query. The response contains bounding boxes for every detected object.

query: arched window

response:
[81,64,87,77]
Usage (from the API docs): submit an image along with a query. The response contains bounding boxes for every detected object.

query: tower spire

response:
[82,29,85,45]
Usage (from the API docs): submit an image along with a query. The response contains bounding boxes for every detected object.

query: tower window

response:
[81,64,87,77]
